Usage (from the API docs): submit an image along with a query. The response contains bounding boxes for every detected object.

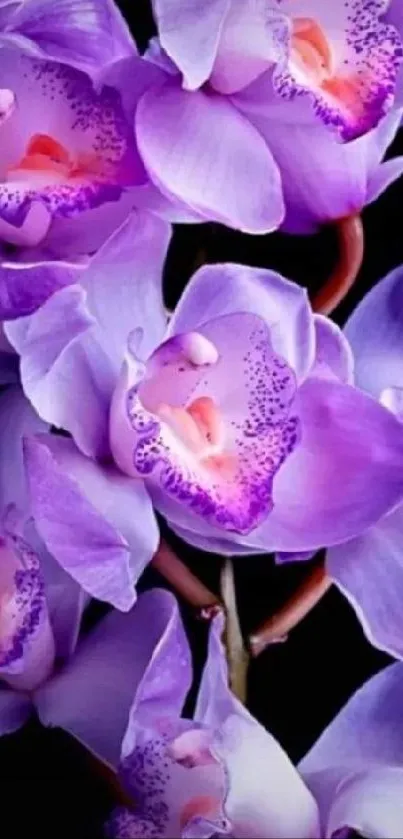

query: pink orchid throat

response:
[135,332,234,477]
[291,17,334,85]
[110,320,300,535]
[0,535,55,691]
[7,132,106,185]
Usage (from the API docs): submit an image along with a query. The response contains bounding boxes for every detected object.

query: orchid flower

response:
[105,603,319,839]
[152,0,403,141]
[105,0,403,235]
[0,43,147,260]
[102,602,403,838]
[0,0,135,75]
[4,211,403,613]
[234,87,403,234]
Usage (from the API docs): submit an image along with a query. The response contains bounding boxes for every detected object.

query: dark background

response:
[1,1,401,835]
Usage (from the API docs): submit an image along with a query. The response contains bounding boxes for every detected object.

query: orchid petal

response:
[6,212,170,458]
[311,316,354,384]
[193,613,320,838]
[0,257,82,320]
[327,502,403,659]
[81,211,170,373]
[35,590,179,768]
[254,377,403,551]
[151,0,230,90]
[24,435,158,611]
[344,265,403,399]
[210,2,289,94]
[0,386,47,516]
[0,685,31,735]
[241,100,403,232]
[4,0,135,73]
[136,80,284,233]
[5,285,111,458]
[301,661,403,837]
[163,377,403,553]
[168,263,315,383]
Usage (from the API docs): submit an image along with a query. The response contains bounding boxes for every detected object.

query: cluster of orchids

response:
[2,0,403,836]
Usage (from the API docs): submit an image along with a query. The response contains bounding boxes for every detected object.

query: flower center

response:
[291,17,334,86]
[7,133,103,184]
[157,396,225,459]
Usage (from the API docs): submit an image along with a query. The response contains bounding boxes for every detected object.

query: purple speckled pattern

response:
[273,0,403,140]
[0,533,45,671]
[107,721,231,838]
[126,315,299,535]
[0,50,142,229]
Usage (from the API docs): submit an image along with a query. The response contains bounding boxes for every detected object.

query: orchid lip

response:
[7,133,105,186]
[111,314,300,535]
[0,533,55,692]
[291,17,334,86]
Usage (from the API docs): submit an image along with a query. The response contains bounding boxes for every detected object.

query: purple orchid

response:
[0,0,135,75]
[105,605,319,839]
[4,212,403,613]
[234,84,403,234]
[116,0,403,235]
[103,598,403,838]
[0,43,147,260]
[152,0,403,141]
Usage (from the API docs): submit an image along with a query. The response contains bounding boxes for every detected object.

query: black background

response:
[1,2,400,835]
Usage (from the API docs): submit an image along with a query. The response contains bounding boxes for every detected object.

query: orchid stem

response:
[152,539,220,617]
[249,560,332,658]
[220,558,249,703]
[311,214,364,316]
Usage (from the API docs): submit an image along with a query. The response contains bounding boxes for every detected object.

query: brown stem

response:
[249,560,332,658]
[311,214,364,316]
[152,539,220,616]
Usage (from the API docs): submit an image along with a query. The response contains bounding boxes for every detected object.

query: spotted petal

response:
[0,531,55,692]
[272,0,403,141]
[110,313,299,536]
[0,49,144,250]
